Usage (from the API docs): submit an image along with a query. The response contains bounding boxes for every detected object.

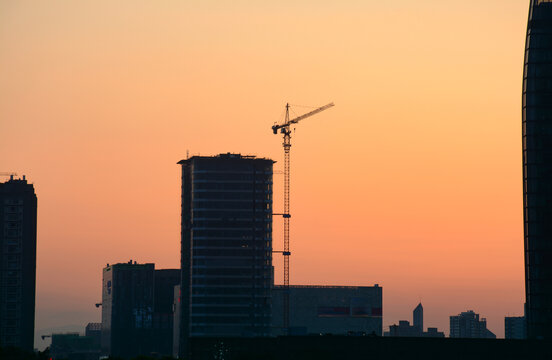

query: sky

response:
[0,0,529,346]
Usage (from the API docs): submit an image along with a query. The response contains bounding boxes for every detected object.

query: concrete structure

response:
[523,0,552,340]
[177,154,274,357]
[0,177,37,351]
[505,316,526,339]
[272,285,382,336]
[450,310,496,339]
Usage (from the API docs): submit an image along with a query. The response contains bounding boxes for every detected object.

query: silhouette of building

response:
[101,261,155,358]
[85,323,101,350]
[272,285,382,336]
[50,333,100,360]
[450,310,496,339]
[505,316,526,339]
[177,154,274,357]
[413,303,423,333]
[101,262,178,358]
[523,0,552,340]
[384,303,444,338]
[385,321,420,337]
[152,269,180,356]
[0,176,37,351]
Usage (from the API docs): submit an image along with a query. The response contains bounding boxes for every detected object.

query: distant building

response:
[413,303,423,333]
[101,261,155,358]
[84,323,101,350]
[50,333,100,360]
[0,176,37,351]
[384,303,444,338]
[177,154,274,357]
[101,262,178,358]
[505,316,526,340]
[450,310,496,339]
[385,321,420,337]
[272,285,382,336]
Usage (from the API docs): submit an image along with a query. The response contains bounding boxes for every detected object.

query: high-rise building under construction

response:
[177,154,273,356]
[523,0,552,339]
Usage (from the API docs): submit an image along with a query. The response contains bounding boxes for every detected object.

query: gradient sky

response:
[0,0,528,345]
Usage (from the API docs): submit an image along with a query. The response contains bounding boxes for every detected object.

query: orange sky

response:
[0,0,528,345]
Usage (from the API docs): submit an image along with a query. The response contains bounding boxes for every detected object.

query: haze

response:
[0,0,527,343]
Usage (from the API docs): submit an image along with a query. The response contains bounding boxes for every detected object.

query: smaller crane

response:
[272,102,334,332]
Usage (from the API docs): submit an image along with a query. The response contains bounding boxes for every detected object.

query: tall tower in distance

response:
[177,154,274,357]
[523,0,552,339]
[0,176,37,351]
[413,303,423,334]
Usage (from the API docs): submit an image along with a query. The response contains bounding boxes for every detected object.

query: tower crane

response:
[271,102,334,333]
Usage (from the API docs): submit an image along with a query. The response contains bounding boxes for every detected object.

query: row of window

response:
[192,278,271,286]
[523,92,552,107]
[193,239,271,248]
[3,206,23,214]
[194,182,272,191]
[192,288,271,295]
[190,316,270,325]
[193,191,271,200]
[192,229,271,237]
[192,258,271,267]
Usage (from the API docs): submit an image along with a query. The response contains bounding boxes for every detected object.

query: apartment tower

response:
[0,176,37,351]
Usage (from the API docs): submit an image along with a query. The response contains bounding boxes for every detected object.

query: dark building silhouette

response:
[177,154,274,357]
[189,336,552,360]
[101,262,178,358]
[0,176,37,351]
[384,303,444,338]
[49,333,99,360]
[505,316,527,339]
[272,285,382,336]
[101,261,155,358]
[413,303,423,333]
[450,310,496,339]
[523,0,552,339]
[84,323,101,350]
[152,269,180,356]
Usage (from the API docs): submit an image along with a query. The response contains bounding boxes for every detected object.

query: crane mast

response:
[272,102,334,333]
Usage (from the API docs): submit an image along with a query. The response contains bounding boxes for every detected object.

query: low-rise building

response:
[505,316,526,339]
[272,285,382,336]
[450,310,495,339]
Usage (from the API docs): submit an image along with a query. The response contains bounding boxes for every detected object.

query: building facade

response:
[0,177,37,351]
[449,310,496,339]
[178,154,274,357]
[272,285,382,336]
[505,316,527,339]
[152,269,180,356]
[523,0,552,339]
[101,261,155,358]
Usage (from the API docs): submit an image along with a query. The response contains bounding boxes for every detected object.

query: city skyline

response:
[0,0,528,344]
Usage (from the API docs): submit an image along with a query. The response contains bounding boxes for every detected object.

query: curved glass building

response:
[523,0,552,339]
